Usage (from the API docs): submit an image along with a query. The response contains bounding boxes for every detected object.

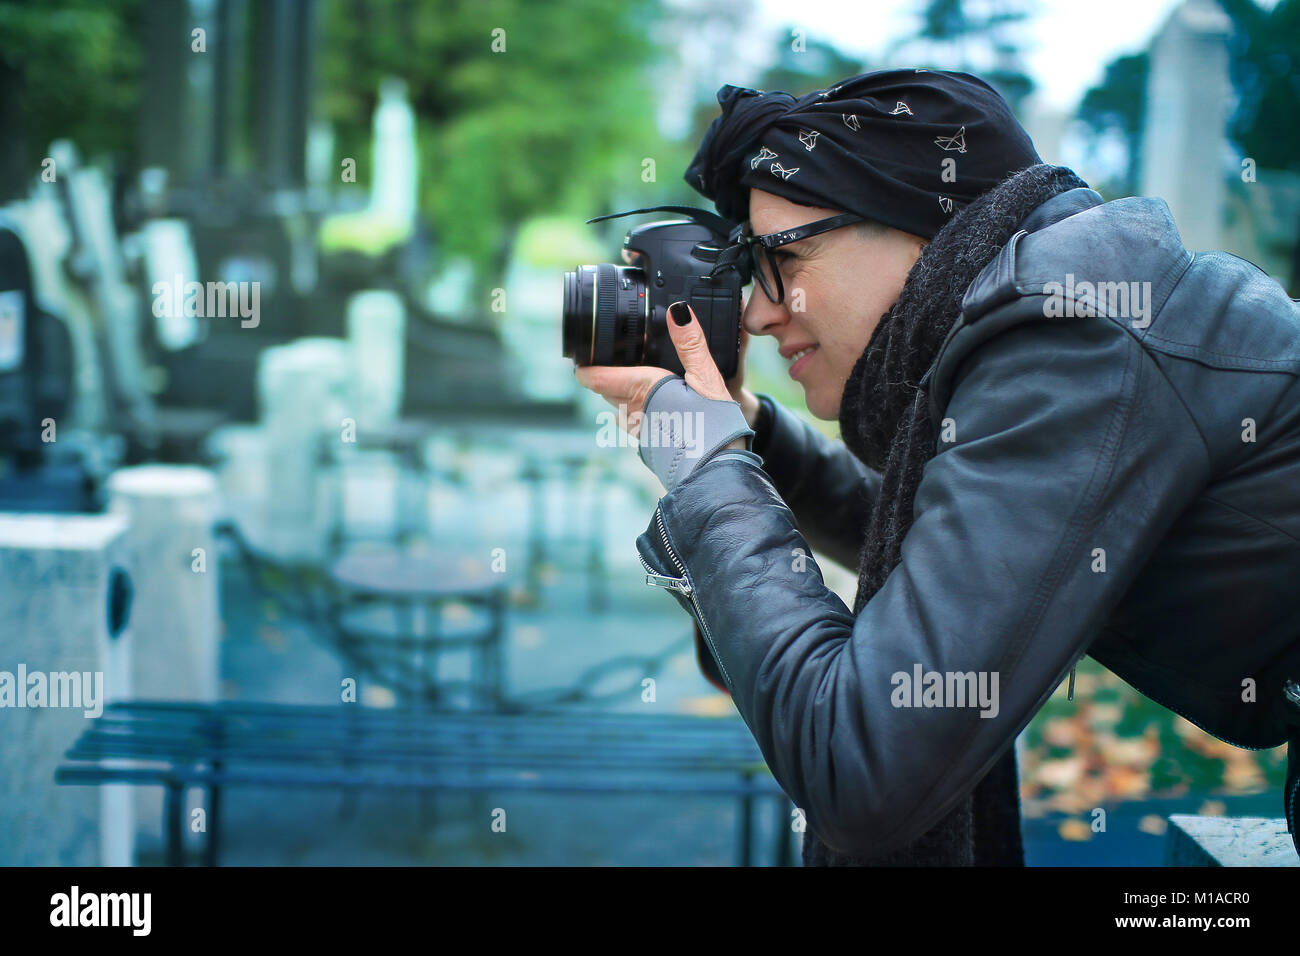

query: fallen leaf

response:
[1102,765,1150,799]
[1221,758,1265,793]
[1042,717,1081,748]
[1197,799,1227,817]
[1036,756,1086,789]
[1058,818,1093,841]
[674,695,734,717]
[1138,815,1168,836]
[1085,703,1123,728]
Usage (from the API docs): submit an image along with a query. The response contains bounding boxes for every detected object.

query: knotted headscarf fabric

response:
[685,68,1042,239]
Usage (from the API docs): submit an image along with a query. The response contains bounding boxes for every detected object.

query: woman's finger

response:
[665,302,730,401]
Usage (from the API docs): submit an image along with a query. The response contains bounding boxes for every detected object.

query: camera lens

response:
[562,263,647,366]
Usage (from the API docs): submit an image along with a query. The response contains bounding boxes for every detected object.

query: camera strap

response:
[586,205,751,284]
[586,204,737,236]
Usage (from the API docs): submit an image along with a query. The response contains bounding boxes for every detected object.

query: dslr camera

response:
[562,205,745,378]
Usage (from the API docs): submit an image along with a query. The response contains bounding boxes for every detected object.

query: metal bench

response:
[56,700,795,866]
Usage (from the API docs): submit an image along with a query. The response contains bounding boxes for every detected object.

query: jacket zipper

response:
[641,507,733,691]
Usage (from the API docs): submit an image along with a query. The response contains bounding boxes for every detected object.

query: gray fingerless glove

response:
[637,375,755,490]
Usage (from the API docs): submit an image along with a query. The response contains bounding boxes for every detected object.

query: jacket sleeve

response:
[751,394,881,569]
[636,309,1211,858]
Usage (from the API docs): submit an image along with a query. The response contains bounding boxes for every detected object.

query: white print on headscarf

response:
[750,146,778,169]
[934,125,967,153]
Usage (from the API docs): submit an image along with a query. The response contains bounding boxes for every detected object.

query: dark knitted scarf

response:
[802,163,1090,867]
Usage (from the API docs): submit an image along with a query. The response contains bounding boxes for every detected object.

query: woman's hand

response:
[575,301,745,448]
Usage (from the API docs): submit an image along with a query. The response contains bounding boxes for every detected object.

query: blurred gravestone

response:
[347,290,405,429]
[1140,0,1233,253]
[257,338,351,563]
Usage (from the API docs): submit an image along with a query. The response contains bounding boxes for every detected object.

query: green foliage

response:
[0,0,142,191]
[1079,0,1300,185]
[1077,53,1148,196]
[318,0,668,299]
[894,0,1036,111]
[756,36,869,98]
[1219,0,1300,172]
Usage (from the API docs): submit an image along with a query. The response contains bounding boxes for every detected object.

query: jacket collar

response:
[1017,186,1104,235]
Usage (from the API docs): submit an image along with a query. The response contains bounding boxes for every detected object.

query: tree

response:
[1077,53,1148,197]
[1080,0,1300,184]
[1218,0,1300,173]
[756,37,869,99]
[888,0,1036,111]
[318,0,667,312]
[0,0,143,200]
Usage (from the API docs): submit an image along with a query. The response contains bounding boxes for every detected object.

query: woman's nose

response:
[742,289,789,337]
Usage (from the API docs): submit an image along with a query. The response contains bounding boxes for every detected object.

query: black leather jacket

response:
[636,187,1300,859]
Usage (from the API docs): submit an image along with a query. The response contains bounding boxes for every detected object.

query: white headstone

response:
[371,77,418,233]
[1140,0,1234,252]
[257,338,353,563]
[347,290,406,428]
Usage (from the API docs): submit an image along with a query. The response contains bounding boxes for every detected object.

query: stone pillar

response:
[107,465,220,857]
[257,338,352,563]
[0,512,134,865]
[107,466,220,701]
[347,290,406,429]
[1140,0,1233,252]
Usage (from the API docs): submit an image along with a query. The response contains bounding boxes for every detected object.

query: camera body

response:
[562,218,743,379]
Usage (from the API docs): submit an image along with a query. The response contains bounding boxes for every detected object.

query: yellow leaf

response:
[674,695,733,717]
[1197,799,1227,817]
[1035,756,1085,789]
[1042,717,1080,748]
[1058,818,1093,841]
[1138,815,1168,836]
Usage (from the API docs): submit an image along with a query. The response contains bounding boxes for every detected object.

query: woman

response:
[575,69,1300,867]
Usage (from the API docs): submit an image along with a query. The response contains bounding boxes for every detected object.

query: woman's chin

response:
[802,386,834,421]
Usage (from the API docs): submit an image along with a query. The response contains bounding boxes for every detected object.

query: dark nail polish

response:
[669,301,691,326]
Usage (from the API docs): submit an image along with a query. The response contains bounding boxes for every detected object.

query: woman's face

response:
[742,188,928,420]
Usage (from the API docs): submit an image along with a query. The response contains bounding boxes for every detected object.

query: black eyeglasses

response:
[729,212,863,305]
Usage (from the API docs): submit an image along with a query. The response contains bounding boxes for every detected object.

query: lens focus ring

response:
[594,264,618,365]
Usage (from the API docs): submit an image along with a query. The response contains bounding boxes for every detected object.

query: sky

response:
[752,0,1248,112]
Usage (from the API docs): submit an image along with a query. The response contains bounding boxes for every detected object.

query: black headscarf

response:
[684,68,1041,238]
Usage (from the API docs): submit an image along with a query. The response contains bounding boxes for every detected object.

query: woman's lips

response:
[789,344,818,380]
